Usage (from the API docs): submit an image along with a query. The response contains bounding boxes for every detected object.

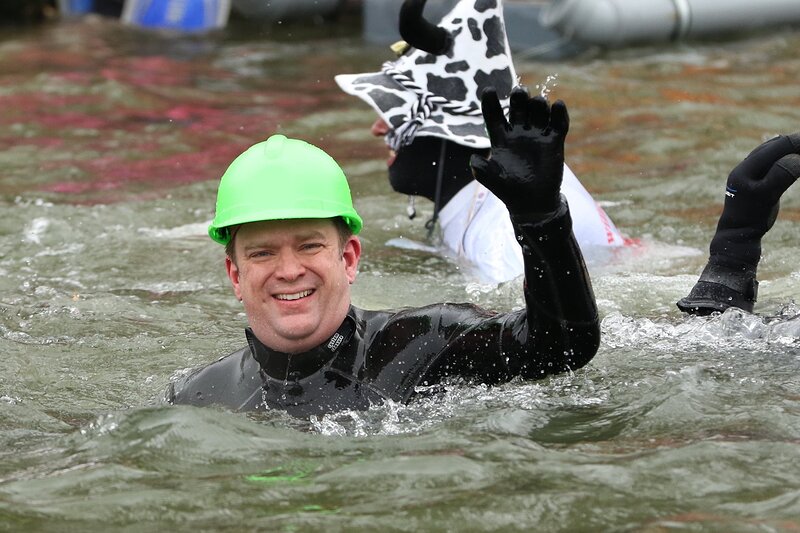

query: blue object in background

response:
[122,0,231,31]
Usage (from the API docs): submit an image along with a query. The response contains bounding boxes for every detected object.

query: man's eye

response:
[301,243,324,252]
[249,250,273,259]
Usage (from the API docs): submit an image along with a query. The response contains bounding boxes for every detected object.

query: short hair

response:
[225,217,354,265]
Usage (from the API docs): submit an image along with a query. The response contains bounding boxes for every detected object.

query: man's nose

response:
[371,117,390,137]
[274,250,305,280]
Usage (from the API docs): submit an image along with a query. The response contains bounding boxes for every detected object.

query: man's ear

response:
[342,236,361,284]
[225,256,243,300]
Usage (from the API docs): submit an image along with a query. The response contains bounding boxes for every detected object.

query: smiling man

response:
[228,218,360,354]
[166,87,601,416]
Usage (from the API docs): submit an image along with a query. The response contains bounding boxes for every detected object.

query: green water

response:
[1,13,800,532]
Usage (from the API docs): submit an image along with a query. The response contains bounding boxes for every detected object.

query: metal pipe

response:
[540,0,800,48]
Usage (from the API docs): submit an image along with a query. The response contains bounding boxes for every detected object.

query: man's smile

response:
[274,289,314,301]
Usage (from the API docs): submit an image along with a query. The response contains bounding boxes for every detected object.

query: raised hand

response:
[469,85,569,217]
[677,133,800,315]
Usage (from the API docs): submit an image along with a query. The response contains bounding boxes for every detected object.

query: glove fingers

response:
[529,95,549,129]
[508,86,531,127]
[549,99,570,138]
[480,87,506,147]
[787,132,800,151]
[469,154,499,189]
[737,135,799,179]
[762,153,800,197]
[469,153,488,182]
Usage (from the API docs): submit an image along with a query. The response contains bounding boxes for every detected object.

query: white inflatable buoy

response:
[540,0,800,47]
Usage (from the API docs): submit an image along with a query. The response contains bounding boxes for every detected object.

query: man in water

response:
[166,86,600,416]
[677,133,800,315]
[335,0,630,284]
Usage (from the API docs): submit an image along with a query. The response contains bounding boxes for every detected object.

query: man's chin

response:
[250,317,318,351]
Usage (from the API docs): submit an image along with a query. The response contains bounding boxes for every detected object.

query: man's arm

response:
[470,86,600,377]
[677,134,800,315]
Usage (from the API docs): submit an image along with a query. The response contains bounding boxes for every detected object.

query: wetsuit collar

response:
[245,308,357,380]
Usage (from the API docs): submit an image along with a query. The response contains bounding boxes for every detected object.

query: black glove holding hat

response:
[677,133,800,315]
[470,86,567,219]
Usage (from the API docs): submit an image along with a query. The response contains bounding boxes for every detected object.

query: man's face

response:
[226,218,360,354]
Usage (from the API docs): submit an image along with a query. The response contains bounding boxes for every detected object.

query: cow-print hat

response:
[335,0,516,151]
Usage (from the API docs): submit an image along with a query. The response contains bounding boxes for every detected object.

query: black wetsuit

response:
[166,201,599,417]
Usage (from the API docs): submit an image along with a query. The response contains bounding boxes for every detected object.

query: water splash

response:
[601,305,800,352]
[536,74,559,99]
[306,374,607,438]
[23,218,50,245]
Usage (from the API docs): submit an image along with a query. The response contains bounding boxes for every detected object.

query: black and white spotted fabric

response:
[335,0,516,151]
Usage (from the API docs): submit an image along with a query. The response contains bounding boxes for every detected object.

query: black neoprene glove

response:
[469,86,568,218]
[677,133,800,315]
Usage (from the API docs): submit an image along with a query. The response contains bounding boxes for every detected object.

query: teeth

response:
[276,290,312,301]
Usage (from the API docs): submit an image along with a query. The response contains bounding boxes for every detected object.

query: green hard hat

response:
[208,134,363,245]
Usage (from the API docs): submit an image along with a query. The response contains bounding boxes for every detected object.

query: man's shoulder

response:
[390,302,496,322]
[190,345,253,376]
[166,345,262,409]
[359,302,499,349]
[368,301,490,316]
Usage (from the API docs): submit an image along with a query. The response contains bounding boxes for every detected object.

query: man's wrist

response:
[697,260,758,296]
[676,259,758,315]
[510,198,571,252]
[508,194,565,223]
